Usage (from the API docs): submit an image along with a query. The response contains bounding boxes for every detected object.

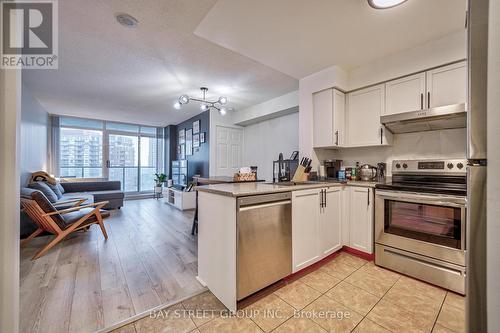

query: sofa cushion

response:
[28,182,58,203]
[60,193,94,205]
[56,182,65,194]
[61,181,121,193]
[90,190,125,201]
[60,208,110,230]
[21,187,39,199]
[47,182,63,199]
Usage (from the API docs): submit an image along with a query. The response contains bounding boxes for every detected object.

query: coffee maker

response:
[323,160,342,179]
[376,162,387,182]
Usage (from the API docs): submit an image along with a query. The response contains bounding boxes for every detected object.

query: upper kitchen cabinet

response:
[313,88,345,148]
[426,61,467,108]
[385,72,426,115]
[346,84,392,147]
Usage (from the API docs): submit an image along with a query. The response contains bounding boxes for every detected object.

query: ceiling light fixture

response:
[175,87,233,115]
[368,0,408,9]
[115,13,139,28]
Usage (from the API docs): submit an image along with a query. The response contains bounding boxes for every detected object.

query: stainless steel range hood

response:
[380,103,467,134]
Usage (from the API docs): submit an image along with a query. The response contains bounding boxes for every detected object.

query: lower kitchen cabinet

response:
[347,186,374,254]
[292,187,343,272]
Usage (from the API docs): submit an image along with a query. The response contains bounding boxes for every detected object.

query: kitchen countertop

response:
[193,176,265,185]
[196,179,386,197]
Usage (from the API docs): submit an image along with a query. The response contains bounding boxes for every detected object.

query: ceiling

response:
[194,0,466,79]
[22,0,298,126]
[23,0,465,126]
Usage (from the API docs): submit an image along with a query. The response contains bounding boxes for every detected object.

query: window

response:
[59,127,103,178]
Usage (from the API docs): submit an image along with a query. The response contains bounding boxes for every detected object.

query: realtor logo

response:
[1,0,58,69]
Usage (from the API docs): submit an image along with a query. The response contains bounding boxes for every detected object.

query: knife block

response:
[291,165,309,182]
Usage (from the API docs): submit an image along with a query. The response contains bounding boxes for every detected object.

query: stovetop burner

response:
[375,159,467,196]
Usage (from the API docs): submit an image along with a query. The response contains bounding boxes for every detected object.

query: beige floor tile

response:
[198,316,262,333]
[111,324,137,333]
[432,323,457,333]
[303,295,363,333]
[189,330,201,333]
[353,318,391,333]
[357,261,400,283]
[181,291,228,326]
[444,292,466,311]
[245,294,294,332]
[397,275,447,303]
[367,299,428,333]
[274,281,321,310]
[320,260,358,280]
[299,269,341,293]
[344,270,395,297]
[273,317,327,333]
[325,281,379,315]
[436,303,466,333]
[332,253,368,269]
[134,303,196,333]
[383,284,442,331]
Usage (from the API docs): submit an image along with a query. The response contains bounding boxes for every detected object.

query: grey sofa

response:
[20,181,124,238]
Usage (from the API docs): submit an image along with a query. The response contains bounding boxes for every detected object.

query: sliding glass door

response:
[58,116,161,194]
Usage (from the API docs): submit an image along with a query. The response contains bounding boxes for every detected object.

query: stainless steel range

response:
[374,159,467,294]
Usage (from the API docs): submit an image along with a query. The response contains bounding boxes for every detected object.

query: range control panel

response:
[392,159,467,174]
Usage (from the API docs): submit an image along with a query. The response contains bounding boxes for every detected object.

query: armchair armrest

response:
[43,201,109,216]
[53,198,87,207]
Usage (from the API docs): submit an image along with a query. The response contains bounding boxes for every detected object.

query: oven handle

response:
[375,190,466,207]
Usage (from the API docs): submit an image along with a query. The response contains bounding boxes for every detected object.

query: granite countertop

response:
[196,179,387,197]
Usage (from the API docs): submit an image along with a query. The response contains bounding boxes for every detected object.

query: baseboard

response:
[342,245,375,261]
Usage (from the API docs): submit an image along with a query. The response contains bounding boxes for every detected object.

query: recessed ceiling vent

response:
[115,13,139,28]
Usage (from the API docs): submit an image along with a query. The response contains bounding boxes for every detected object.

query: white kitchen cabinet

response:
[292,186,343,272]
[313,88,345,148]
[346,84,392,147]
[426,61,467,108]
[292,188,320,271]
[320,187,343,256]
[348,187,374,254]
[385,73,426,115]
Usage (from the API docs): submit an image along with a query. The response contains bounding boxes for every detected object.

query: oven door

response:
[375,190,466,266]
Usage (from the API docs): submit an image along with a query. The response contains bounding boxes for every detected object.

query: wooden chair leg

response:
[20,228,43,247]
[96,213,108,239]
[32,235,64,260]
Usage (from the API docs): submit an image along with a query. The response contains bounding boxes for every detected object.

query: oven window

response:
[384,200,462,249]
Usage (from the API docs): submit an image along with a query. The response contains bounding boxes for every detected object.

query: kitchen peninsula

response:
[196,180,378,312]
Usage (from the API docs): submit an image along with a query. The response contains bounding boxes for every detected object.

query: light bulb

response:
[219,107,227,116]
[368,0,407,9]
[173,102,181,110]
[218,96,228,105]
[200,104,209,111]
[179,95,189,104]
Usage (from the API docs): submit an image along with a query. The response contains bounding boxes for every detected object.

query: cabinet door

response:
[348,187,374,254]
[333,89,345,147]
[320,187,342,256]
[346,84,391,147]
[385,73,426,115]
[292,189,320,272]
[313,89,334,148]
[426,61,467,108]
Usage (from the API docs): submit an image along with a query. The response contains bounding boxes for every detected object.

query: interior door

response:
[320,187,342,256]
[216,126,243,176]
[385,72,426,115]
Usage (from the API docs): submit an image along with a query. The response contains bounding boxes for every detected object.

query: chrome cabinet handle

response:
[427,92,431,108]
[335,130,339,146]
[380,127,383,145]
[420,93,424,110]
[324,189,327,207]
[367,188,370,206]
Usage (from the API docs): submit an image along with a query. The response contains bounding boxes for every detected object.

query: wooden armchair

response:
[21,189,111,260]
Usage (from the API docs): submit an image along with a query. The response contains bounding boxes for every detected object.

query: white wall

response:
[317,128,466,174]
[233,90,299,126]
[348,30,467,90]
[243,112,299,182]
[487,0,500,330]
[20,85,48,186]
[0,69,21,333]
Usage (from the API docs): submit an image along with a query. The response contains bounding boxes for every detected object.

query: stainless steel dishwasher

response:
[236,192,292,300]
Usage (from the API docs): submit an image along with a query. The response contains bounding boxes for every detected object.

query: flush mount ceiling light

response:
[115,13,139,28]
[368,0,408,9]
[175,87,233,115]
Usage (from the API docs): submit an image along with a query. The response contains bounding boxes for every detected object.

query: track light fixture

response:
[174,87,233,115]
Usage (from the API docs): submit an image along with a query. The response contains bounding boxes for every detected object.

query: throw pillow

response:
[28,181,59,203]
[56,182,65,194]
[47,182,63,199]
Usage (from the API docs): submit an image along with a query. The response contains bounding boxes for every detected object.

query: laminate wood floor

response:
[20,199,203,333]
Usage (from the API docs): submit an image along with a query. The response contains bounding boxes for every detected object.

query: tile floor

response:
[112,252,465,333]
